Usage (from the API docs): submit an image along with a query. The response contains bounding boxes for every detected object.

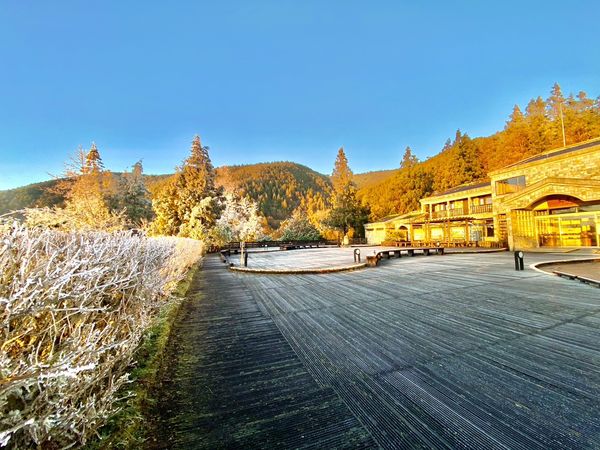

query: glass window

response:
[496,175,526,195]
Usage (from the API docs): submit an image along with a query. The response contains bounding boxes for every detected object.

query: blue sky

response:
[1,1,599,190]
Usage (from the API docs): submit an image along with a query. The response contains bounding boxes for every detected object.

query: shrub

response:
[0,222,203,448]
[279,211,322,241]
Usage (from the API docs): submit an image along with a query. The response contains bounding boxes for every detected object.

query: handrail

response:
[470,204,493,214]
[448,208,465,217]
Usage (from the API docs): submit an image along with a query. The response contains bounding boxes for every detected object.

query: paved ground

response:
[150,250,600,449]
[234,246,503,272]
[232,247,373,271]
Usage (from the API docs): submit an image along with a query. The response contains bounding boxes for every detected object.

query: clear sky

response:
[1,1,599,190]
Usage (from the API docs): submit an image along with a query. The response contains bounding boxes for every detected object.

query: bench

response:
[279,243,322,251]
[367,246,445,266]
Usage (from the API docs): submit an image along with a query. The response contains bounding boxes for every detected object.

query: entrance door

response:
[535,215,598,247]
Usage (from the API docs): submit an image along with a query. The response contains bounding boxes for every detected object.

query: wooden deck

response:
[148,257,375,449]
[151,251,600,449]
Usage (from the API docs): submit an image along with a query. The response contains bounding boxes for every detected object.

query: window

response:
[496,175,526,195]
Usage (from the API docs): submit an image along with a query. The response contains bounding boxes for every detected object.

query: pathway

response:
[147,257,375,449]
[150,251,600,449]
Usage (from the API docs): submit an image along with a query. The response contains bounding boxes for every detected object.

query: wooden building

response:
[365,137,600,249]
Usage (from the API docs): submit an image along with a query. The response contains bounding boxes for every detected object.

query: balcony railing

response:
[428,203,493,219]
[448,208,465,217]
[470,204,493,214]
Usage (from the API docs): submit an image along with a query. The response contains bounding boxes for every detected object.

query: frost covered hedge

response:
[0,223,203,448]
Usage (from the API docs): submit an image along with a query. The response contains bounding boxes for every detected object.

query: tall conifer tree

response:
[151,135,223,239]
[326,148,369,239]
[401,146,418,169]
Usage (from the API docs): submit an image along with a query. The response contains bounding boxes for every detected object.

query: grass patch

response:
[84,262,200,449]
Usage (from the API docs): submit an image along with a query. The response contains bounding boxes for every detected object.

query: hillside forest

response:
[2,83,600,240]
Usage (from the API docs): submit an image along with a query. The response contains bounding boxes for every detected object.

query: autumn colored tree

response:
[546,82,567,147]
[150,136,223,239]
[359,163,433,220]
[431,131,485,192]
[325,147,370,238]
[84,142,105,174]
[400,146,418,169]
[524,96,551,155]
[28,144,124,230]
[563,91,600,143]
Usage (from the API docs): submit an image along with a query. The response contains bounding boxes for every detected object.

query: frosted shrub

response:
[0,223,203,448]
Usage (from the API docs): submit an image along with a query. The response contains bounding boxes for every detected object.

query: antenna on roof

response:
[559,103,566,147]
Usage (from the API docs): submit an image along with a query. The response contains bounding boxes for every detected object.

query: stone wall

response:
[491,144,600,195]
[494,178,600,214]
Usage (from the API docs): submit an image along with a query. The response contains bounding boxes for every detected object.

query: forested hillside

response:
[216,162,331,229]
[0,180,64,215]
[358,84,600,220]
[0,163,331,230]
[0,174,171,216]
[353,169,398,190]
[2,84,599,225]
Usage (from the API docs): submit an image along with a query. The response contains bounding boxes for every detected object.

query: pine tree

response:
[547,82,567,147]
[525,96,550,154]
[331,147,354,193]
[501,105,531,164]
[110,160,153,227]
[325,148,370,239]
[84,142,104,174]
[565,90,598,142]
[176,136,218,215]
[400,146,418,169]
[442,138,453,152]
[53,143,124,230]
[547,82,565,121]
[455,133,485,183]
[150,135,223,239]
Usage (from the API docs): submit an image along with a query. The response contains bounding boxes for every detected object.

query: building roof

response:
[365,210,423,227]
[377,213,404,222]
[497,137,600,172]
[424,181,491,200]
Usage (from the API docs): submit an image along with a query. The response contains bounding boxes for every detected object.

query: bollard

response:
[514,250,524,271]
[354,248,361,263]
[243,251,248,267]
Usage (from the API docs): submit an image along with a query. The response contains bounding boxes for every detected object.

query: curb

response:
[530,258,600,288]
[228,263,367,275]
[445,248,507,254]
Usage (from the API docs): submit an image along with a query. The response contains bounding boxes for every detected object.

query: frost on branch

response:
[0,222,203,448]
[211,192,264,245]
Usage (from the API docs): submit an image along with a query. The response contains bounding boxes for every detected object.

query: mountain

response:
[0,180,64,216]
[0,174,173,216]
[216,162,331,229]
[0,163,332,229]
[353,169,398,190]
